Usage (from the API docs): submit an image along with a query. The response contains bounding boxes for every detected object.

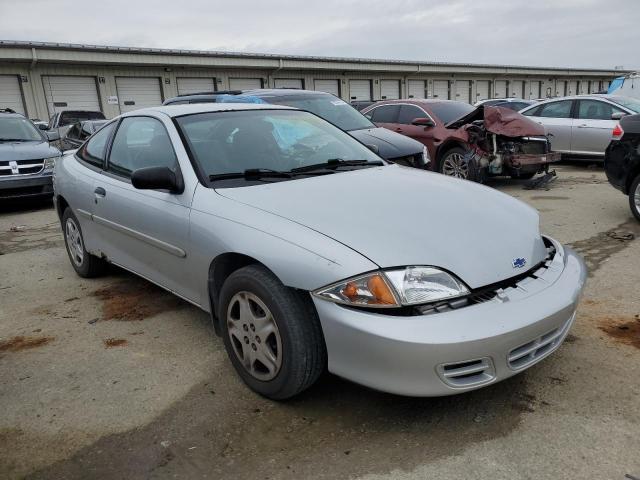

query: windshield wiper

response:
[0,138,30,142]
[209,168,294,181]
[290,159,384,173]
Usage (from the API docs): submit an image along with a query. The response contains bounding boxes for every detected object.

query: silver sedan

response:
[53,103,587,399]
[520,95,640,158]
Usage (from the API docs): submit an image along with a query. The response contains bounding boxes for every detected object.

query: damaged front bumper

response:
[507,151,562,170]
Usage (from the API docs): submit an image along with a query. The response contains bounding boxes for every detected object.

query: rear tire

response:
[629,174,640,222]
[219,264,326,400]
[62,208,107,278]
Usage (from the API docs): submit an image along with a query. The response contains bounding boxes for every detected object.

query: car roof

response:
[524,94,634,108]
[164,88,333,105]
[128,102,296,118]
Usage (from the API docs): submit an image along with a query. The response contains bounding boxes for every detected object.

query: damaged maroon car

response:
[362,99,560,181]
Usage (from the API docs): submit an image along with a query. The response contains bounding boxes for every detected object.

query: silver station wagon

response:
[53,103,587,399]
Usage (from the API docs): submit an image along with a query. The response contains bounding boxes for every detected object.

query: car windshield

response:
[59,111,105,127]
[0,117,43,141]
[254,94,375,131]
[427,102,476,124]
[176,109,382,183]
[609,96,640,113]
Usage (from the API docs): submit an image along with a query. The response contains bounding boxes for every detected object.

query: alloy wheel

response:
[65,218,84,267]
[634,181,640,216]
[226,291,282,381]
[442,152,469,179]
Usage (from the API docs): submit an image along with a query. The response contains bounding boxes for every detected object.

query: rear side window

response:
[397,105,427,125]
[369,105,400,123]
[77,121,116,168]
[107,117,178,179]
[537,101,573,119]
[577,100,625,120]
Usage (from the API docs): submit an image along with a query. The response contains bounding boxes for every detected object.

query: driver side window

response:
[107,117,178,179]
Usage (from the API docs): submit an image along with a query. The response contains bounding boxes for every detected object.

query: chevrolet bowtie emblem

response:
[10,161,19,174]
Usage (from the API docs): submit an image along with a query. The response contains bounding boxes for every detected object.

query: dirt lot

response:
[0,165,638,480]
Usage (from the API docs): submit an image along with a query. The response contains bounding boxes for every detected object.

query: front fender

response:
[188,186,379,310]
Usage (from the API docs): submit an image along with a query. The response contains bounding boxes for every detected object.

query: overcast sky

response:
[1,0,638,69]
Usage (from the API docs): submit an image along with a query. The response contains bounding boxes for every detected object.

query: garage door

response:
[475,80,490,101]
[42,75,100,115]
[274,78,303,89]
[494,80,507,98]
[567,80,578,96]
[116,77,163,113]
[528,81,541,99]
[0,75,25,115]
[176,77,216,95]
[313,79,340,96]
[555,81,567,97]
[432,80,449,100]
[510,81,523,98]
[454,80,471,103]
[229,78,263,91]
[349,80,372,101]
[407,80,426,99]
[380,80,400,100]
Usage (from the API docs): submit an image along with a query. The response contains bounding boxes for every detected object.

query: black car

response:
[163,89,428,168]
[0,109,61,199]
[604,113,640,221]
[61,120,109,150]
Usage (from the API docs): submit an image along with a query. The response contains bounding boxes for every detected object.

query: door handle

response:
[576,124,589,128]
[395,127,403,132]
[94,187,106,197]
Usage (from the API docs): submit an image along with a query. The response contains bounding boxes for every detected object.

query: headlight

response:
[314,267,469,308]
[422,145,431,163]
[43,156,59,170]
[384,267,469,305]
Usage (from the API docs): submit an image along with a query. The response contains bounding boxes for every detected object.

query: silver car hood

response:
[217,165,547,289]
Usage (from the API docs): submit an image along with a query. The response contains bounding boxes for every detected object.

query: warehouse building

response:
[0,40,623,121]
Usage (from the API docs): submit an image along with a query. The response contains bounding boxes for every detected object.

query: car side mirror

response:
[411,117,435,128]
[45,131,60,142]
[611,112,627,120]
[365,144,379,154]
[131,166,184,194]
[38,123,48,130]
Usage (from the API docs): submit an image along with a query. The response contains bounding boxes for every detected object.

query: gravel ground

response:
[0,164,638,480]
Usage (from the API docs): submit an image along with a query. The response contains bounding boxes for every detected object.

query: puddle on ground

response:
[91,278,185,321]
[0,335,54,352]
[568,220,640,276]
[599,316,640,350]
[0,223,62,255]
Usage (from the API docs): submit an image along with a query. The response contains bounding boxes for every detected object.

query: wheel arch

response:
[625,164,640,194]
[435,140,468,167]
[55,194,70,223]
[208,253,276,335]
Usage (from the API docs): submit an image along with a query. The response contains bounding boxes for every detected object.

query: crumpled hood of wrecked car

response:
[446,105,546,137]
[216,165,548,289]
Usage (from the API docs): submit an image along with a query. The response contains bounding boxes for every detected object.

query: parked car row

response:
[7,84,639,401]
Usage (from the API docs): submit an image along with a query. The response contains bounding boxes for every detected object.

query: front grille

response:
[0,159,45,176]
[437,357,495,388]
[507,312,574,370]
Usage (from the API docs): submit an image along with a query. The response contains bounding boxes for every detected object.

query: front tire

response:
[219,265,326,400]
[629,174,640,222]
[62,208,106,278]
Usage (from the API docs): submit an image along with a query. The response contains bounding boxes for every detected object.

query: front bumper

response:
[507,151,561,169]
[0,172,53,199]
[313,238,587,396]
